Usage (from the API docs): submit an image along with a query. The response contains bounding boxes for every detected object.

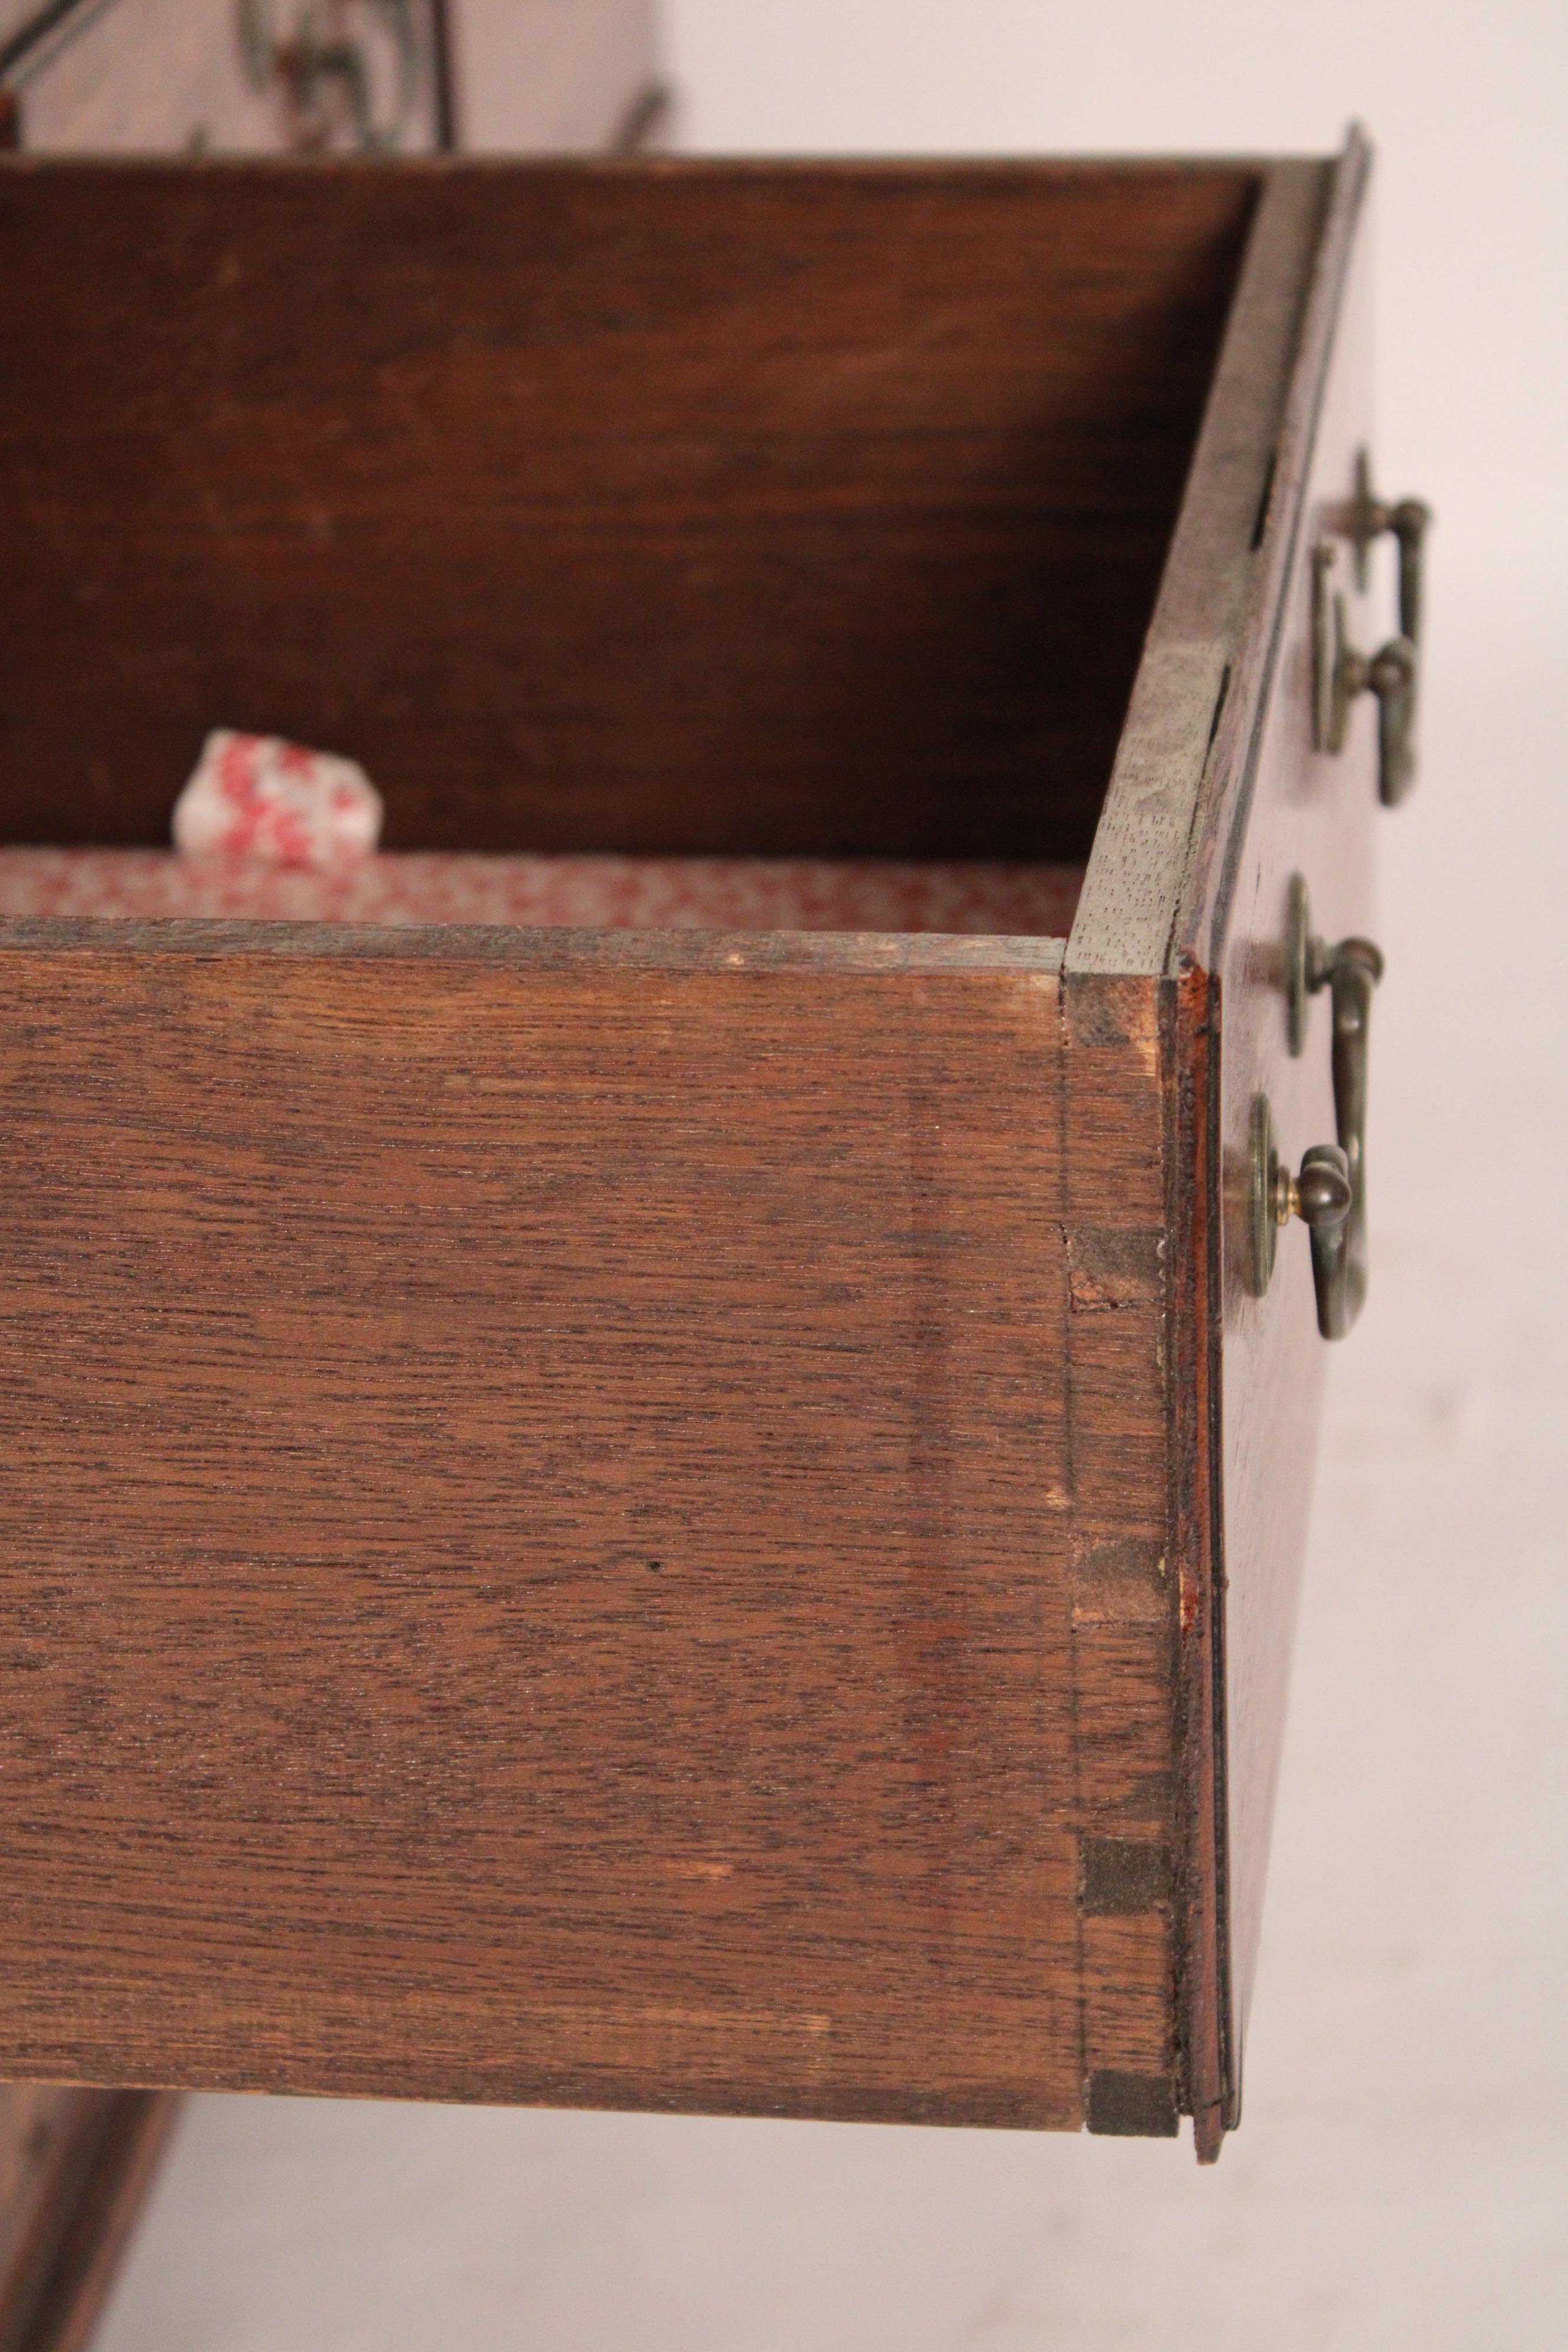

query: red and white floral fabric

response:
[172,731,383,867]
[0,848,1083,937]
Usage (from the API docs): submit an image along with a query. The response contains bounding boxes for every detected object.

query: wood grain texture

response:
[0,158,1252,861]
[0,2085,176,2352]
[0,927,1082,2126]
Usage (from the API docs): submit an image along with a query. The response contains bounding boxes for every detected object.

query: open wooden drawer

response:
[0,142,1422,2167]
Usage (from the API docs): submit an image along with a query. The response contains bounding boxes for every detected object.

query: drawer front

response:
[1178,149,1427,2150]
[1058,148,1383,2154]
[1211,263,1378,2111]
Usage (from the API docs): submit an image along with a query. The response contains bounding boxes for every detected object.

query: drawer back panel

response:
[0,159,1254,861]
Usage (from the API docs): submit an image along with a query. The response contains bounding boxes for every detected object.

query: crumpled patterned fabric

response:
[172,731,383,867]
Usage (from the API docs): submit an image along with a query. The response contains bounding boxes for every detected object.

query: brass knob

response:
[1269,1144,1353,1235]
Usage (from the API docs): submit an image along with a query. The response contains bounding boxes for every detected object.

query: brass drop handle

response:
[1349,450,1432,648]
[1317,940,1381,1337]
[1311,453,1432,806]
[1312,545,1419,808]
[1299,1146,1356,1321]
[1254,886,1386,1339]
[1338,631,1417,808]
[1250,1100,1352,1333]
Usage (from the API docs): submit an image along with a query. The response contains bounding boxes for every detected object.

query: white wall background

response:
[97,7,1568,2347]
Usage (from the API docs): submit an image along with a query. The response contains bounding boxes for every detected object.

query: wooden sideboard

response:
[0,124,1424,2348]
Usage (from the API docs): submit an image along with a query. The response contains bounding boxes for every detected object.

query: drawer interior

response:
[0,158,1259,935]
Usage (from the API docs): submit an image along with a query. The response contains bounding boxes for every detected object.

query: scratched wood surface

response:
[0,158,1252,860]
